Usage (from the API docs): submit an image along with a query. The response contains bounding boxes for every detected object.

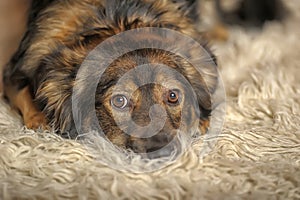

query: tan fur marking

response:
[200,119,210,134]
[6,86,48,129]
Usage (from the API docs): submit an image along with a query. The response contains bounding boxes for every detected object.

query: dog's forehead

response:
[109,50,186,92]
[112,65,184,94]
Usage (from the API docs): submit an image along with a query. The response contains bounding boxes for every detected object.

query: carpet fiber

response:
[0,1,299,199]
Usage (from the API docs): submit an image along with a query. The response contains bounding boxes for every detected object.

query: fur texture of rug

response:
[0,0,299,199]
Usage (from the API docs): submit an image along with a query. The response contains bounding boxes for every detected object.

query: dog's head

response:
[68,0,218,155]
[87,47,218,155]
[53,31,218,156]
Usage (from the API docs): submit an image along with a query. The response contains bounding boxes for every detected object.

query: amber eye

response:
[167,90,180,105]
[111,95,128,109]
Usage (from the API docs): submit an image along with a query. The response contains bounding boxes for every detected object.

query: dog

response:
[3,0,218,154]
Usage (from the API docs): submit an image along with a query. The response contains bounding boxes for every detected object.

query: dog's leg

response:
[5,85,48,129]
[200,118,210,134]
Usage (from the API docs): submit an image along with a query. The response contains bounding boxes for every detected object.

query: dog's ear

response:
[181,52,218,134]
[179,45,218,121]
[183,63,217,112]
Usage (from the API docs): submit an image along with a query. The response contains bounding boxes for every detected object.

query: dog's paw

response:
[199,119,210,135]
[24,112,49,130]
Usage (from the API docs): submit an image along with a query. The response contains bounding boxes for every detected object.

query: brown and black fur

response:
[3,0,218,154]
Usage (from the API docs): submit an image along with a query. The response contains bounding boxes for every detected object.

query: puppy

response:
[3,0,218,154]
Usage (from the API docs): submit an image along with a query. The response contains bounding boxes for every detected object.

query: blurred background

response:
[0,0,30,92]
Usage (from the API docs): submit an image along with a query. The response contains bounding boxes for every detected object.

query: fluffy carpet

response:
[0,1,299,199]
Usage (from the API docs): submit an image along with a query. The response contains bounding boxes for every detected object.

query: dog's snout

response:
[131,110,151,127]
[145,139,179,159]
[128,132,179,158]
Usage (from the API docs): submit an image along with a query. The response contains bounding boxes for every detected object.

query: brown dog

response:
[3,0,218,154]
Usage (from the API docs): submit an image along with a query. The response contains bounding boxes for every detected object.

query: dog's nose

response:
[127,104,167,138]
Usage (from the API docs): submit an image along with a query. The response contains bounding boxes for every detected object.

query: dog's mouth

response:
[145,144,178,159]
[122,128,184,158]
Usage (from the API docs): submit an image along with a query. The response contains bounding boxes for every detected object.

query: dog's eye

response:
[167,90,180,105]
[111,95,128,109]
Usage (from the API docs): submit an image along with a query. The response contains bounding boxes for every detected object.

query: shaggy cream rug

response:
[0,1,300,199]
